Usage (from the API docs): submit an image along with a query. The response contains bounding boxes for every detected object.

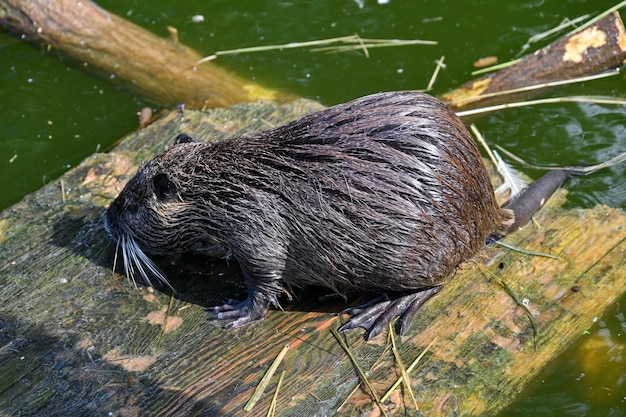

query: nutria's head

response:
[104,134,226,287]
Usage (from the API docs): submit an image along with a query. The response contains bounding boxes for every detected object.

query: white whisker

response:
[112,234,172,290]
[127,237,153,287]
[119,235,137,289]
[112,238,120,277]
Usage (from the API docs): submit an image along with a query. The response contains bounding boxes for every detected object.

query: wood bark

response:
[0,0,293,108]
[442,11,626,112]
[0,101,624,416]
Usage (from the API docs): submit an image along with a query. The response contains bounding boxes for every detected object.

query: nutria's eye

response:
[174,133,199,145]
[153,173,178,201]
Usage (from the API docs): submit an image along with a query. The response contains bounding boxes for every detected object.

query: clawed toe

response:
[206,286,440,339]
[206,299,267,328]
[339,287,441,340]
[338,299,392,333]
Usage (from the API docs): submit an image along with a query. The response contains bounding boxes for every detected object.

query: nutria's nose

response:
[105,198,122,237]
[109,195,139,215]
[103,206,116,237]
[105,196,138,237]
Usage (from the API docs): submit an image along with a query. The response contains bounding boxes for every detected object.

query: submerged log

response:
[442,11,626,112]
[1,1,625,114]
[0,0,293,108]
[0,100,624,416]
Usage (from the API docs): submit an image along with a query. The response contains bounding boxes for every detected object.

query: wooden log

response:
[2,1,625,114]
[0,0,293,108]
[441,11,626,112]
[0,100,624,416]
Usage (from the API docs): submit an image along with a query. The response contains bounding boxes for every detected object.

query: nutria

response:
[104,91,570,340]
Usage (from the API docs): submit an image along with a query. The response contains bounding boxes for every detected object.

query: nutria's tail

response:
[498,151,626,235]
[501,170,571,234]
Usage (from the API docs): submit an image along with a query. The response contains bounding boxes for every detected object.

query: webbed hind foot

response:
[339,286,441,340]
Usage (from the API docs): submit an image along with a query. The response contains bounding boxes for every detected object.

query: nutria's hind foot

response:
[339,287,441,340]
[206,298,268,328]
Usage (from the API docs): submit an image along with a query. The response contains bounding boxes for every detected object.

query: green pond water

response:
[1,0,625,415]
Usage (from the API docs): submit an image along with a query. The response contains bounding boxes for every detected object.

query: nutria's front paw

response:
[206,299,268,328]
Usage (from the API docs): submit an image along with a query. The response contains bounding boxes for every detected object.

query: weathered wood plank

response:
[0,100,624,417]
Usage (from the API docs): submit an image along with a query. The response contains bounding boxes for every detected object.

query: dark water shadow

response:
[0,313,220,417]
[50,207,349,316]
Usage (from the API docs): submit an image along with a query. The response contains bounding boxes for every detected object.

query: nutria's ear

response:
[153,173,178,201]
[174,133,199,145]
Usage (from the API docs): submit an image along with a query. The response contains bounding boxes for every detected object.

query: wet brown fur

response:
[106,91,514,337]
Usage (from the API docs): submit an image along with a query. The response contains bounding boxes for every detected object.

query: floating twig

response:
[157,293,176,350]
[244,344,290,412]
[472,125,525,198]
[452,69,620,109]
[60,179,66,203]
[493,150,525,198]
[424,55,445,91]
[564,0,626,38]
[388,324,419,410]
[513,14,591,58]
[495,145,626,175]
[266,370,286,417]
[474,262,538,346]
[494,240,559,259]
[336,340,391,412]
[312,38,436,54]
[456,93,626,118]
[381,337,436,403]
[330,328,389,417]
[470,124,498,168]
[196,34,437,64]
[471,58,521,76]
[500,278,538,347]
